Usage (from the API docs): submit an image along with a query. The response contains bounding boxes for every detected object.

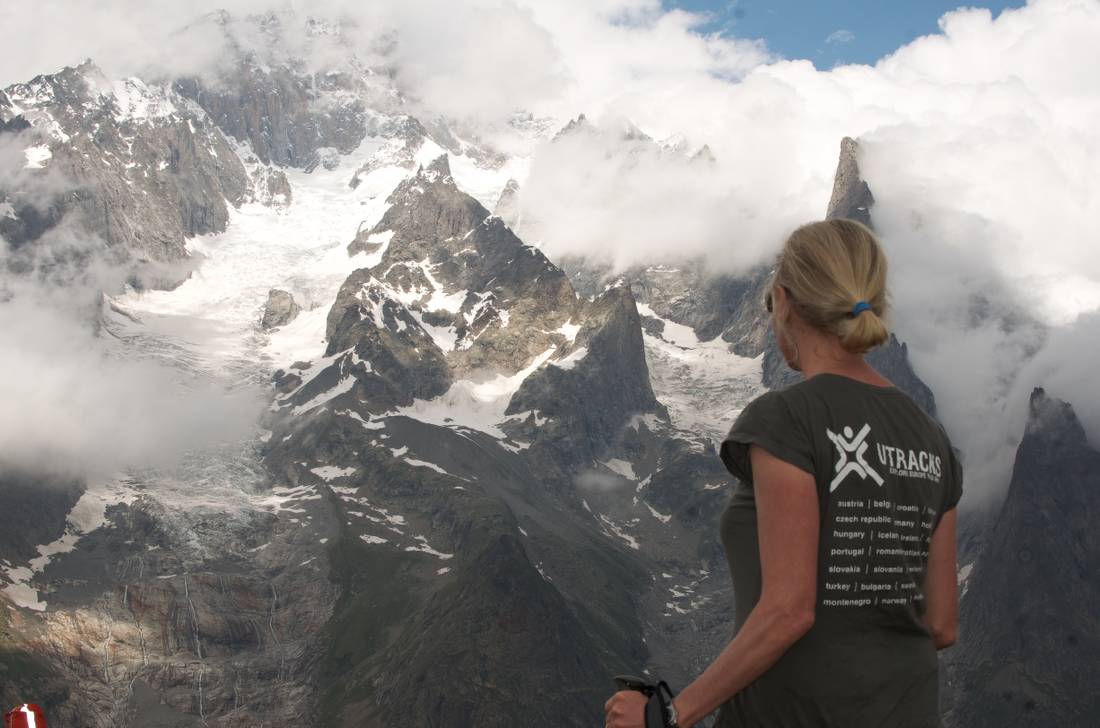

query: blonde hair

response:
[774,218,889,354]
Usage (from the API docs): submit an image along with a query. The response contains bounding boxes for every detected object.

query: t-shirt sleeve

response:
[943,445,964,511]
[719,391,815,484]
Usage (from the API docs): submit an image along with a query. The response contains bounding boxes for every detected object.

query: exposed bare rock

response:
[260,289,300,330]
[944,389,1100,727]
[506,284,666,462]
[827,136,874,226]
[174,60,365,170]
[246,166,292,208]
[0,63,248,286]
[760,135,936,414]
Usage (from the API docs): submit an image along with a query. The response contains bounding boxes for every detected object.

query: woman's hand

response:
[604,689,648,728]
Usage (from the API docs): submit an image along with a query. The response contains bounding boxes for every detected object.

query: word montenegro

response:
[876,444,943,481]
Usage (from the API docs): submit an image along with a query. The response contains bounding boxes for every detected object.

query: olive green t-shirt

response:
[715,373,963,728]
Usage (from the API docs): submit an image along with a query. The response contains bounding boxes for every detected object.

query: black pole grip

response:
[611,674,676,728]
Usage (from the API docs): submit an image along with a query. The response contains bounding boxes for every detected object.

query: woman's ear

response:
[773,285,791,320]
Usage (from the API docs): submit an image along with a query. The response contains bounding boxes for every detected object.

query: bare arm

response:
[672,445,819,728]
[921,507,958,649]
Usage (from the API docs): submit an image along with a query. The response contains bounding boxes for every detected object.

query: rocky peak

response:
[825,136,874,226]
[1,62,248,284]
[493,178,521,227]
[261,289,300,330]
[690,144,717,166]
[619,119,653,143]
[347,113,432,188]
[759,136,936,414]
[423,153,453,181]
[173,55,366,169]
[552,113,588,141]
[367,154,489,262]
[367,114,428,148]
[505,282,664,463]
[946,388,1100,726]
[1024,387,1087,445]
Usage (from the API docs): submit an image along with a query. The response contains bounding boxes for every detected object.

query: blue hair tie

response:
[851,300,872,317]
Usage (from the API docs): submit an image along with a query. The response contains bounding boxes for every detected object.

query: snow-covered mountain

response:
[1,13,1095,728]
[0,43,739,726]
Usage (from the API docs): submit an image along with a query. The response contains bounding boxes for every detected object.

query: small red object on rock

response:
[4,704,47,728]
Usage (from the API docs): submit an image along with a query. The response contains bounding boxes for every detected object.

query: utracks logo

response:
[827,423,945,491]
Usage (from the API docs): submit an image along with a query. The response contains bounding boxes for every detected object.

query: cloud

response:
[1,0,1098,508]
[575,469,629,494]
[513,118,788,274]
[499,0,1100,505]
[0,274,266,479]
[0,135,264,478]
[825,29,855,45]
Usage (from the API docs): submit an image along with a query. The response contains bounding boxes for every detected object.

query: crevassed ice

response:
[635,303,764,447]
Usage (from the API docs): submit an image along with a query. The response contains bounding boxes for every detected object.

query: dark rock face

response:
[260,289,300,330]
[322,523,643,727]
[826,136,874,226]
[945,389,1100,727]
[0,471,83,576]
[255,151,705,726]
[175,61,366,170]
[1,479,339,727]
[0,63,248,284]
[507,284,665,463]
[561,258,772,357]
[317,282,453,412]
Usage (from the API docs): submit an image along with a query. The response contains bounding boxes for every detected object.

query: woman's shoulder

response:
[787,373,954,446]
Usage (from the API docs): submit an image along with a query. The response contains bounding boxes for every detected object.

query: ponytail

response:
[775,219,890,354]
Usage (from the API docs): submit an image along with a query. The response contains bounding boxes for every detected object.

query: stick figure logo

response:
[826,424,884,492]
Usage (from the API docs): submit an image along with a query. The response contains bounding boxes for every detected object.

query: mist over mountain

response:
[1,2,1098,726]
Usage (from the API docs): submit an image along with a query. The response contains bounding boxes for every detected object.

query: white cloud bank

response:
[0,279,265,478]
[509,0,1100,504]
[2,0,1098,505]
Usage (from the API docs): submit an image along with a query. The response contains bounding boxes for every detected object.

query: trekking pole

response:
[613,674,678,728]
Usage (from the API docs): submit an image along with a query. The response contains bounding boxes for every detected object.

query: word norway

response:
[827,424,942,491]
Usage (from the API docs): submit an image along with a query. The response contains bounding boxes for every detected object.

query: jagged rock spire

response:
[826,137,875,228]
[949,387,1100,726]
[494,178,521,227]
[424,153,452,179]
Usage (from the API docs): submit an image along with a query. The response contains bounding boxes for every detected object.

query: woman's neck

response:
[791,330,893,387]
